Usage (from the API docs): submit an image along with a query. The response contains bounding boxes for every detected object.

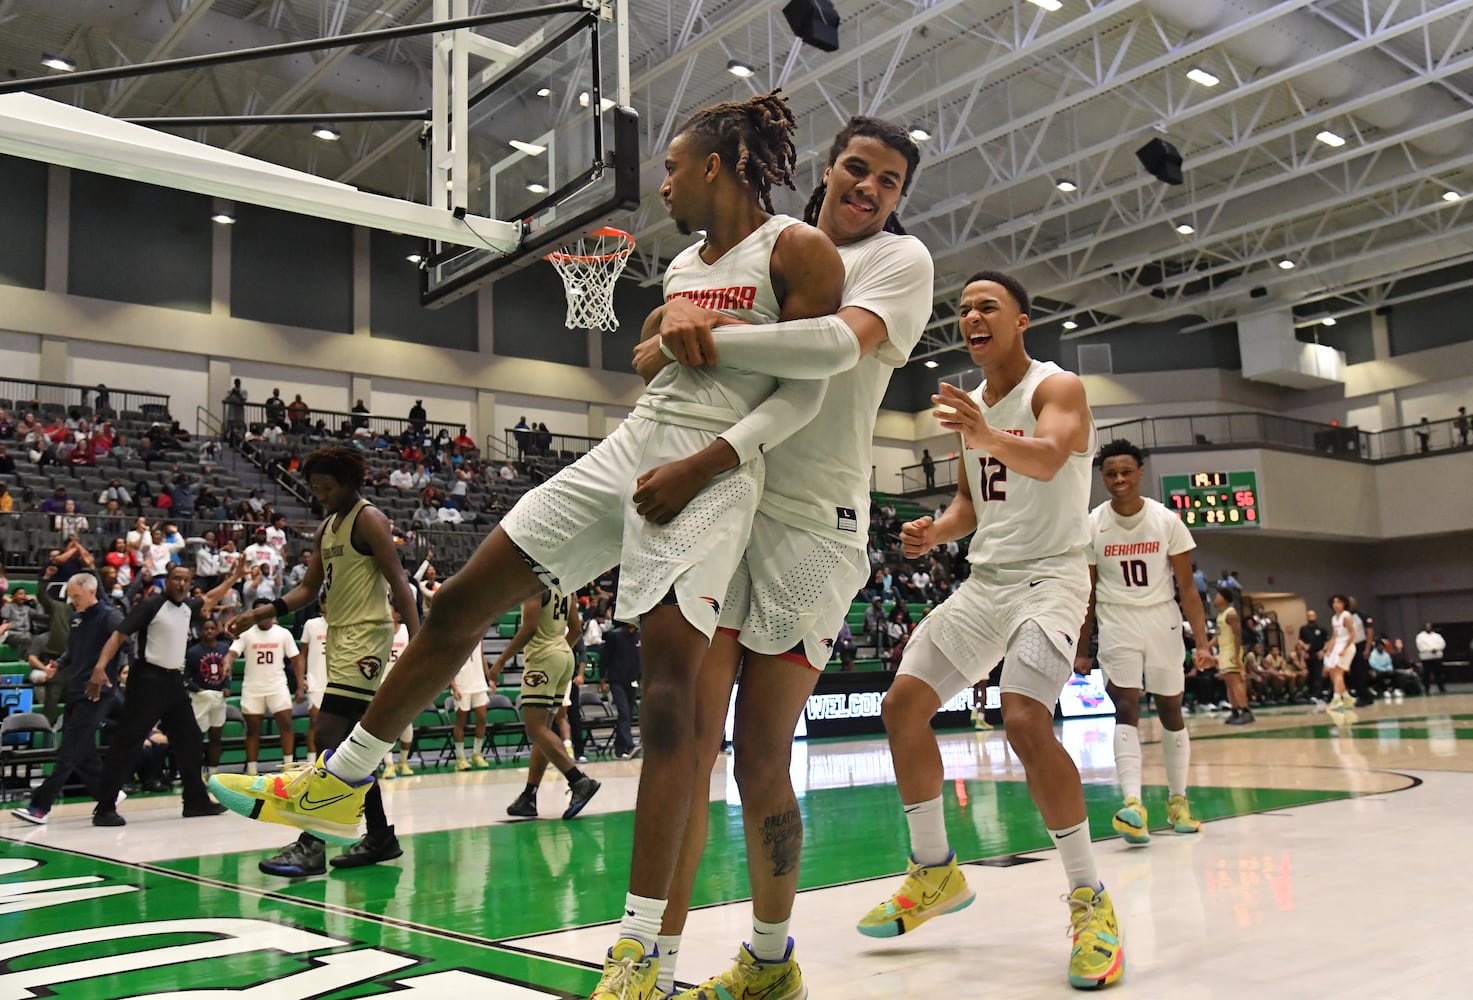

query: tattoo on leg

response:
[761,808,803,877]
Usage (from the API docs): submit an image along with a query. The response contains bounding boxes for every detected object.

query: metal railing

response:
[0,377,170,421]
[224,401,469,447]
[502,426,601,461]
[892,410,1473,492]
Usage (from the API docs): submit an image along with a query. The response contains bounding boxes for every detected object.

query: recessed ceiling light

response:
[1025,0,1063,10]
[406,253,423,264]
[1062,320,1079,330]
[527,182,549,194]
[311,125,340,141]
[924,359,939,369]
[1321,316,1336,326]
[536,87,551,97]
[41,54,76,72]
[908,127,932,141]
[1185,67,1220,87]
[1315,130,1346,148]
[726,59,755,78]
[211,213,235,225]
[1175,223,1195,235]
[1056,180,1078,193]
[1442,190,1463,202]
[1277,258,1296,270]
[509,139,546,156]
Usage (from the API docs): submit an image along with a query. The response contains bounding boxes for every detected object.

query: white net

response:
[543,227,635,330]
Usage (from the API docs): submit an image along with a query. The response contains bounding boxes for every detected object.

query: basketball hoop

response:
[544,227,635,330]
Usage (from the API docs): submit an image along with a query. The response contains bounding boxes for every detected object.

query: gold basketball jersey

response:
[1216,607,1241,670]
[523,589,572,661]
[319,498,392,628]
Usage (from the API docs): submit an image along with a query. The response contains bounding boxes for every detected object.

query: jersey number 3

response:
[976,457,1008,502]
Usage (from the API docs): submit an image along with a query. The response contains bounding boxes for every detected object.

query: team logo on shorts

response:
[821,637,833,649]
[356,655,383,680]
[523,670,550,688]
[699,596,721,615]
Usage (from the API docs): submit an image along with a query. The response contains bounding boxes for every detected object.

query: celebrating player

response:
[1077,438,1213,846]
[208,90,844,1000]
[856,272,1125,990]
[635,115,931,998]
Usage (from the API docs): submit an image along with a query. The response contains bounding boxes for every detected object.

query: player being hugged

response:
[1076,438,1214,846]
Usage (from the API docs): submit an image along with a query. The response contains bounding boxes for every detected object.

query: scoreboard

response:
[1161,470,1262,529]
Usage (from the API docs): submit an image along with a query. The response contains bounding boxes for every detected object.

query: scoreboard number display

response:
[1161,470,1262,528]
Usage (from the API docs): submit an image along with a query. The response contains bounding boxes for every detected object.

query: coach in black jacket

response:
[600,620,641,758]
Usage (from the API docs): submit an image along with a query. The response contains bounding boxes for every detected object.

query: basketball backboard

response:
[420,0,639,307]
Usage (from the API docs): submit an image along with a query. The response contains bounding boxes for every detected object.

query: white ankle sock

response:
[454,744,466,761]
[326,725,393,783]
[618,893,665,952]
[1049,819,1101,892]
[1162,727,1190,797]
[246,761,257,777]
[903,795,950,866]
[654,934,681,993]
[750,917,790,962]
[1113,723,1141,802]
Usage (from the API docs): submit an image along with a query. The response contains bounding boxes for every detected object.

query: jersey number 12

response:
[976,457,1008,502]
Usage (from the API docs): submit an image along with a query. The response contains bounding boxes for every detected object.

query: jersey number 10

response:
[1119,560,1149,587]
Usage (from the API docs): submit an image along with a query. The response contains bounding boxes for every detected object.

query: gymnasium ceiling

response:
[4,0,1473,362]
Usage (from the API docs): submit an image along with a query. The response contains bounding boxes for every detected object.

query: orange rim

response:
[543,227,635,263]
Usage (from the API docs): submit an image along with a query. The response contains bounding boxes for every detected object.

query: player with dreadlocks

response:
[632,116,933,998]
[208,89,844,1000]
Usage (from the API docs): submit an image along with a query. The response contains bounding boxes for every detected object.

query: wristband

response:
[271,598,290,618]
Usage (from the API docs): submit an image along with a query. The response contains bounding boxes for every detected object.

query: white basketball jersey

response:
[964,360,1095,568]
[760,231,934,546]
[638,215,800,434]
[1088,497,1195,607]
[301,616,328,695]
[453,649,489,696]
[229,623,299,695]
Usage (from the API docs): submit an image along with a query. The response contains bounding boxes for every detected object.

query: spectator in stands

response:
[136,528,176,587]
[387,463,413,491]
[245,488,268,521]
[111,432,137,463]
[1,584,35,651]
[265,513,289,555]
[921,448,936,489]
[499,460,517,481]
[169,475,195,518]
[242,527,283,583]
[1416,622,1447,693]
[435,501,463,525]
[535,422,553,455]
[103,537,133,587]
[54,499,89,540]
[194,531,225,591]
[286,394,310,430]
[99,479,133,508]
[1216,568,1240,590]
[0,443,13,475]
[408,399,427,431]
[242,564,276,604]
[222,380,247,444]
[41,487,70,516]
[0,411,12,440]
[513,416,531,460]
[199,435,221,470]
[835,621,856,671]
[411,497,438,530]
[863,596,887,653]
[453,426,476,453]
[910,565,931,603]
[0,483,11,513]
[196,486,220,517]
[1415,416,1432,453]
[351,399,369,429]
[448,466,473,509]
[264,389,287,428]
[137,435,162,469]
[600,617,641,758]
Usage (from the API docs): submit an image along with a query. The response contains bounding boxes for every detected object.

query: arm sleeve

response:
[118,595,161,636]
[717,378,828,466]
[699,237,935,376]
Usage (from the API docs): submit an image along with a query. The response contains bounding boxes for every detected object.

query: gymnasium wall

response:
[0,155,46,291]
[66,341,209,425]
[229,361,352,417]
[0,331,41,383]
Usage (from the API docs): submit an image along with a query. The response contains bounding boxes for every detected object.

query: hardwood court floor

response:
[4,693,1470,998]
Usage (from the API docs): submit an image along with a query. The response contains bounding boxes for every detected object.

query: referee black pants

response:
[97,662,211,813]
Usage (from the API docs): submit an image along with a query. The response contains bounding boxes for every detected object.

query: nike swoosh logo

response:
[1055,828,1080,839]
[920,874,951,906]
[625,909,636,917]
[298,791,352,811]
[1029,580,1044,587]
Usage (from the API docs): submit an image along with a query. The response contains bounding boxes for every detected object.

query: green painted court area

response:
[3,781,1348,998]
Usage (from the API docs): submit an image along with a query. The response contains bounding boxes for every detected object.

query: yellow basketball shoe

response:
[397,760,414,776]
[591,939,660,1000]
[670,940,806,1000]
[470,752,489,768]
[1166,794,1202,834]
[208,751,369,846]
[857,852,975,938]
[1111,797,1150,846]
[1066,886,1125,990]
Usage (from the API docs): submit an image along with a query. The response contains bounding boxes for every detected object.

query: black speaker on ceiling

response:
[783,0,841,52]
[1136,137,1184,185]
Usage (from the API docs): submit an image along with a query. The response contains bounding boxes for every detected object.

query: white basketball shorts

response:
[454,689,489,713]
[717,510,870,669]
[190,689,226,732]
[501,413,762,639]
[240,687,293,716]
[1096,600,1187,696]
[899,550,1090,709]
